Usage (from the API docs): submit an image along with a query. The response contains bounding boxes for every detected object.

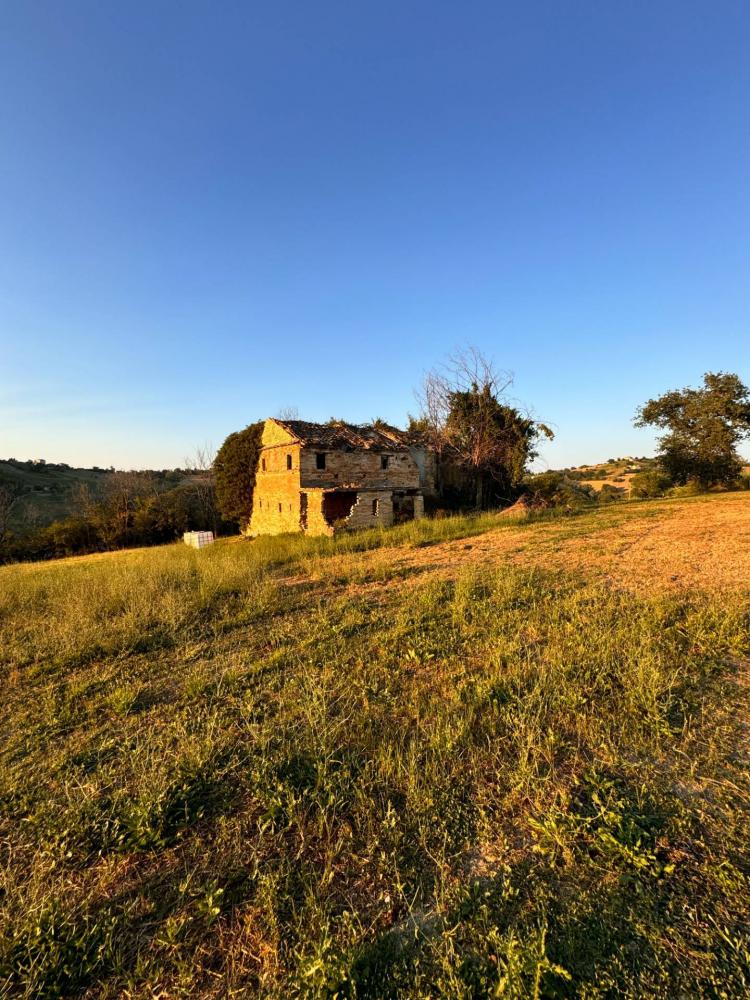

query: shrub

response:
[629,470,672,498]
[523,472,595,509]
[668,481,703,498]
[598,484,624,504]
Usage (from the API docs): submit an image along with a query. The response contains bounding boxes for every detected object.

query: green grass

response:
[1,505,748,997]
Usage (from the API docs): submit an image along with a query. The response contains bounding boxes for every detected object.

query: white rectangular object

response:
[183,530,215,549]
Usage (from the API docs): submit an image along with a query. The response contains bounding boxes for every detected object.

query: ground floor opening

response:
[322,490,358,527]
[392,489,421,524]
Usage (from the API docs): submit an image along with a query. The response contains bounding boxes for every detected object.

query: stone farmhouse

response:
[248,418,436,537]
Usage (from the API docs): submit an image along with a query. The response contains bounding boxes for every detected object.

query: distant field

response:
[578,472,636,493]
[1,494,748,997]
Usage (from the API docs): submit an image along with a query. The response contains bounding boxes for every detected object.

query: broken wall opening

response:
[322,490,357,526]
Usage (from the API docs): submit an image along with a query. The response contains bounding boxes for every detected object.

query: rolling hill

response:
[0,459,204,534]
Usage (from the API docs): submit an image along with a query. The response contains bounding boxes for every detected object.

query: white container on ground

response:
[183,530,215,549]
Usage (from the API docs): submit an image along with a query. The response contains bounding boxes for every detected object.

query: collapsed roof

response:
[272,418,416,452]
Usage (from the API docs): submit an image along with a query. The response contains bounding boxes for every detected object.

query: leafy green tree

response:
[445,385,551,507]
[635,372,750,487]
[214,423,263,530]
[417,347,553,508]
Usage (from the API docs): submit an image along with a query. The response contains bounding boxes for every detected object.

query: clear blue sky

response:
[1,1,748,470]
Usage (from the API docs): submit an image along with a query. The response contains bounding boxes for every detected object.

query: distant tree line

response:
[0,469,235,564]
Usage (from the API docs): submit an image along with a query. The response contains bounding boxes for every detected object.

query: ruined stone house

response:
[247,418,436,537]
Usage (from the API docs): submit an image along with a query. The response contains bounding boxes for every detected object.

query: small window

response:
[372,499,379,516]
[381,455,389,470]
[261,457,266,471]
[286,454,292,470]
[278,502,282,513]
[316,452,326,470]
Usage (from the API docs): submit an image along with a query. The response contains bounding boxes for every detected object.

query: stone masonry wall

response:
[303,490,334,536]
[299,449,420,490]
[409,447,438,496]
[247,434,303,536]
[344,490,394,530]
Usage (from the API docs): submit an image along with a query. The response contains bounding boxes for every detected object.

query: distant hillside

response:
[551,456,660,494]
[0,459,204,534]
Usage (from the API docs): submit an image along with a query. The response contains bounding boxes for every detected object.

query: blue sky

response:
[1,1,748,469]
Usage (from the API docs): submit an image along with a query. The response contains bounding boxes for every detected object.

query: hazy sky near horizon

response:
[1,1,748,470]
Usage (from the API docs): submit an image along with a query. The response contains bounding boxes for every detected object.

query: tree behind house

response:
[417,347,553,508]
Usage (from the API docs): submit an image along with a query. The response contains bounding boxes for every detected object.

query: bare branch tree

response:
[416,346,514,449]
[71,481,99,522]
[22,501,43,531]
[276,405,300,421]
[443,345,514,399]
[98,471,154,547]
[184,444,218,534]
[415,346,549,508]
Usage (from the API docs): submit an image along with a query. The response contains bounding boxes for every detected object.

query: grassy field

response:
[1,495,749,997]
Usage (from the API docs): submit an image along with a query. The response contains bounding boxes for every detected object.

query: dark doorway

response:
[322,491,357,526]
[299,492,308,530]
[392,491,416,524]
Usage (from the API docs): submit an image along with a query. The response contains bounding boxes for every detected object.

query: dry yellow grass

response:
[301,492,750,597]
[578,474,635,492]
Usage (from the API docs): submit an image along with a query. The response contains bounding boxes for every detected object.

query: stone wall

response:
[408,446,438,496]
[299,449,420,491]
[344,490,394,530]
[247,427,303,536]
[303,489,334,536]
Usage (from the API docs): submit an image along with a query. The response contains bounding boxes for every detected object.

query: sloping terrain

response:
[0,460,204,533]
[554,457,658,494]
[339,492,750,594]
[1,494,748,997]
